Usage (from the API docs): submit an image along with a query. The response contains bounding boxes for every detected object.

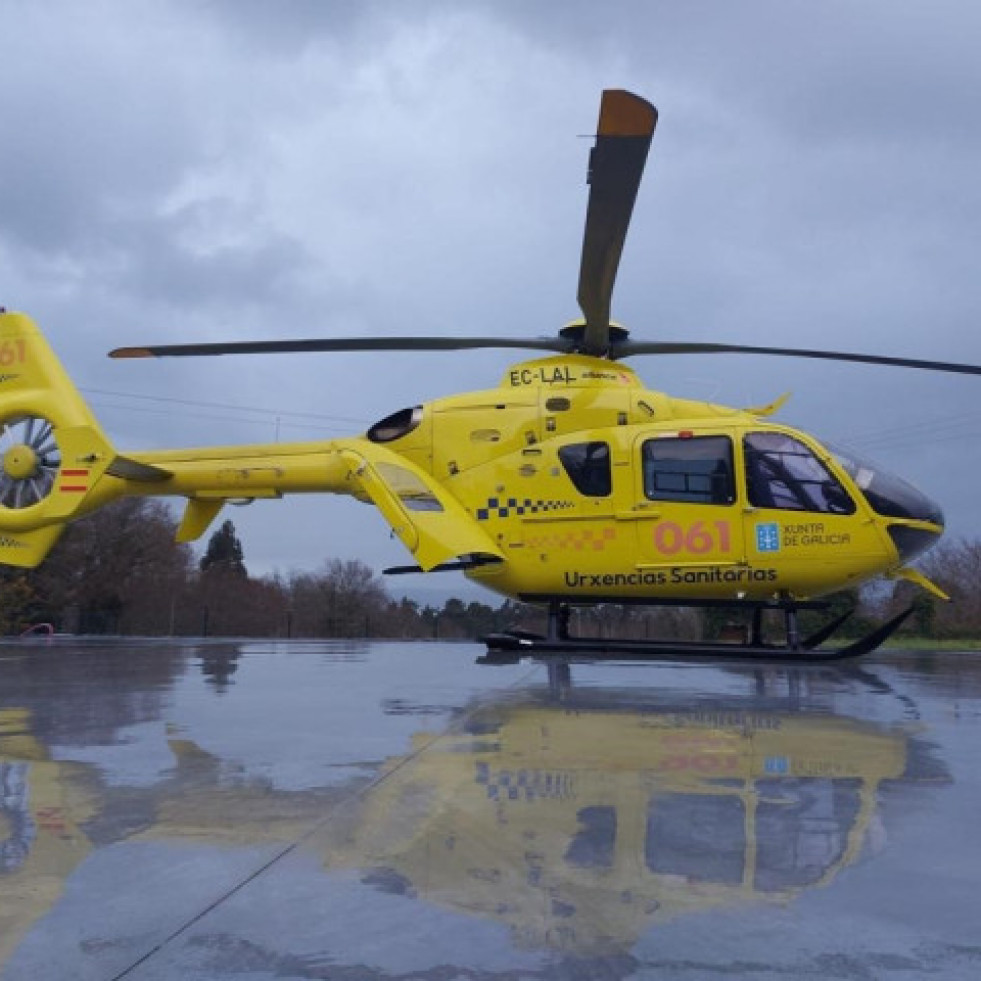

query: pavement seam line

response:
[106,663,541,980]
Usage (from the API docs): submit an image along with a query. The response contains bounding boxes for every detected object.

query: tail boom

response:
[0,312,501,573]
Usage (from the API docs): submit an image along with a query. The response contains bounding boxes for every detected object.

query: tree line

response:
[0,500,525,638]
[0,498,979,639]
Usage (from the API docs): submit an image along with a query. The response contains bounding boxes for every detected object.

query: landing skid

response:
[481,602,913,664]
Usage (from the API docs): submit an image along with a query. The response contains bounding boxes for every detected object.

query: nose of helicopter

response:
[831,446,944,562]
[886,515,944,563]
[873,502,944,563]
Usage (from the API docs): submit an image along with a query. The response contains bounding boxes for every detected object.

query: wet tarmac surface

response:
[1,639,980,980]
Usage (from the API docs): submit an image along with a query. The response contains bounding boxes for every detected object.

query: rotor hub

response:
[3,444,39,480]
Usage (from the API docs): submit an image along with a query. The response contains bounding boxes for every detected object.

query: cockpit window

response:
[829,443,944,525]
[642,435,734,505]
[558,441,611,497]
[753,778,859,892]
[744,432,855,514]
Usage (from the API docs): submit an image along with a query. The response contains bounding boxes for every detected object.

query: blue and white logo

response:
[764,756,790,775]
[756,522,781,553]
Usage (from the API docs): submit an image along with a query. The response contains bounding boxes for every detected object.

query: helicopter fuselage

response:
[0,314,947,611]
[362,354,944,605]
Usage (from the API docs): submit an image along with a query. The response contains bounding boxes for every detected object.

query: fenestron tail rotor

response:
[0,311,157,567]
[0,415,61,509]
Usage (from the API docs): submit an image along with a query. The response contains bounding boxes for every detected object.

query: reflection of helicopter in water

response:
[323,681,947,956]
[0,91,977,658]
[0,653,955,969]
[0,707,96,964]
[0,695,336,966]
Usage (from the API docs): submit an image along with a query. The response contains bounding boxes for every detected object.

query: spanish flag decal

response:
[58,468,89,493]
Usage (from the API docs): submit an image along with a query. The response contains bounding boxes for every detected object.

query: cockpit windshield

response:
[827,443,944,526]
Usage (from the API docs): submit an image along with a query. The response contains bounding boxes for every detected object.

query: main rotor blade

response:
[576,90,657,356]
[110,336,575,359]
[611,339,981,375]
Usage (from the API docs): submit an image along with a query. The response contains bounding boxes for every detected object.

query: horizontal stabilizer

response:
[105,456,172,482]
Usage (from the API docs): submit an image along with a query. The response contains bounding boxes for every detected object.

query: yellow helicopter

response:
[0,90,978,658]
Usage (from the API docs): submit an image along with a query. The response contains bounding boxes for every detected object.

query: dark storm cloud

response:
[0,67,200,255]
[189,0,372,54]
[487,1,981,138]
[107,213,314,310]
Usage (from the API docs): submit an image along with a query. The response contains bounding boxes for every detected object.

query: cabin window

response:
[744,432,855,514]
[646,794,746,885]
[642,435,734,505]
[558,441,611,497]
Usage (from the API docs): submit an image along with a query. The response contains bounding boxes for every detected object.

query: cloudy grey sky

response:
[3,0,981,594]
